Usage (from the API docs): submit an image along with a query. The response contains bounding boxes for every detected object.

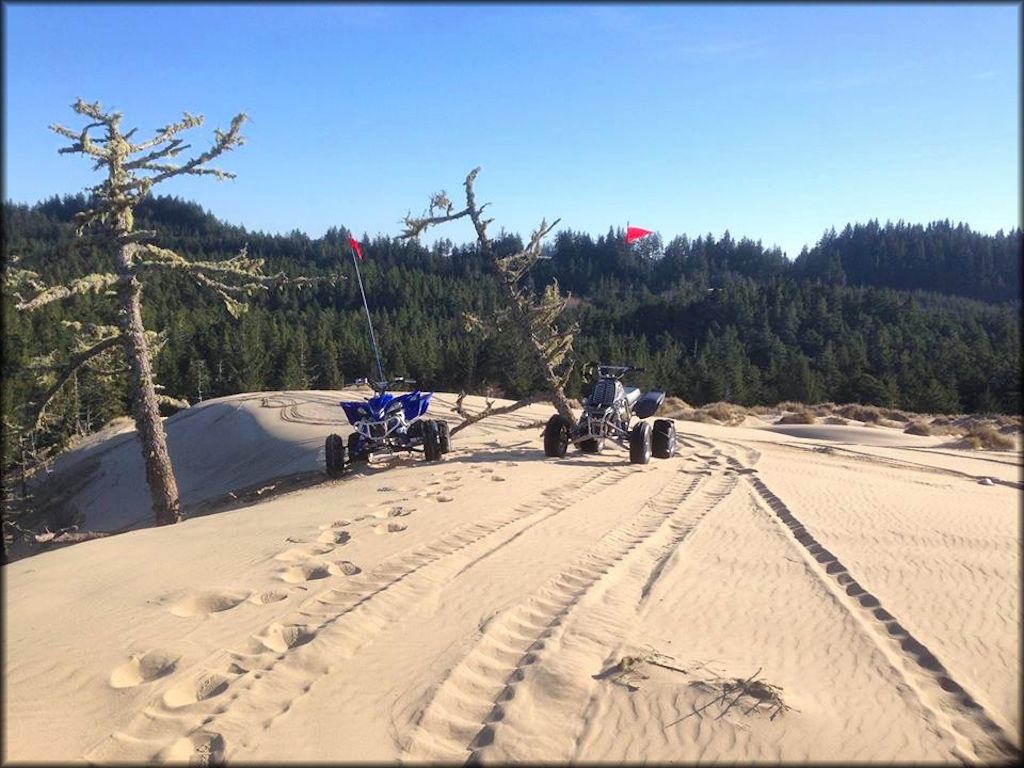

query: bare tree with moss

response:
[5,99,294,526]
[399,167,577,433]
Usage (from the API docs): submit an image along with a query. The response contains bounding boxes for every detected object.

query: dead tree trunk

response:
[116,241,180,525]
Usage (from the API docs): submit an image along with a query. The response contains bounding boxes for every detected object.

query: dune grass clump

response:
[808,402,838,417]
[775,401,807,414]
[956,424,1016,451]
[703,401,749,424]
[661,396,693,418]
[824,415,849,425]
[704,402,735,422]
[777,410,817,425]
[837,404,883,423]
[904,421,933,436]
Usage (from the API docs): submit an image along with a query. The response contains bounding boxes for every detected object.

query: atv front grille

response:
[591,379,623,407]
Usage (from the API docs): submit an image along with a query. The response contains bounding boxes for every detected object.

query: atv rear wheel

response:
[423,419,442,462]
[437,420,452,454]
[629,421,652,465]
[652,419,676,459]
[325,433,347,477]
[543,414,571,458]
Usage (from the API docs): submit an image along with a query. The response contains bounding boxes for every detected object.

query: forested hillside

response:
[2,194,1020,469]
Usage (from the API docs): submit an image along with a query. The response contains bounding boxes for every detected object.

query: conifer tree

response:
[5,99,298,526]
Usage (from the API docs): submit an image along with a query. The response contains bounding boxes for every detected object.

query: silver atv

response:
[543,363,676,464]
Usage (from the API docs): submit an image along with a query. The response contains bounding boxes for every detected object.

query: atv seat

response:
[635,390,665,419]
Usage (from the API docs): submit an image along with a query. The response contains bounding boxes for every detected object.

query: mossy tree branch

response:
[400,168,577,428]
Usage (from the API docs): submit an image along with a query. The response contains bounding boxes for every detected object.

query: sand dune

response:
[3,390,1020,764]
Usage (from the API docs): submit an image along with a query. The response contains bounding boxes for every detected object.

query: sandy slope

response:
[3,390,1020,764]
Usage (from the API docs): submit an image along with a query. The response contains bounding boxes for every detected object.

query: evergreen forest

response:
[2,194,1020,472]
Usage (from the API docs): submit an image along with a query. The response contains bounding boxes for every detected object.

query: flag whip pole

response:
[349,238,387,393]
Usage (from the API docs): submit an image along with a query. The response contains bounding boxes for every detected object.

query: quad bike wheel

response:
[629,421,652,465]
[325,433,347,477]
[579,438,605,453]
[543,414,571,458]
[437,420,452,454]
[423,419,442,462]
[652,419,677,459]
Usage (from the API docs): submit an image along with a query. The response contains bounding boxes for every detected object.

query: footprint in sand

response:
[318,519,351,529]
[317,529,351,545]
[165,731,226,765]
[329,560,362,576]
[374,522,408,534]
[280,562,333,583]
[372,506,413,519]
[248,590,289,606]
[109,649,179,688]
[169,589,251,617]
[436,495,455,503]
[163,670,230,708]
[275,543,334,562]
[490,475,506,482]
[252,622,316,653]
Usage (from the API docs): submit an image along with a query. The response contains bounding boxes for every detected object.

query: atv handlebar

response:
[371,376,416,393]
[585,362,645,378]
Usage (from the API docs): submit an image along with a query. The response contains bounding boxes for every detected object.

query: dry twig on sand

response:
[449,390,547,436]
[593,650,689,692]
[664,666,796,728]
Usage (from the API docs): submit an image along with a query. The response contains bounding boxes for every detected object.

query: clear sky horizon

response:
[3,2,1020,258]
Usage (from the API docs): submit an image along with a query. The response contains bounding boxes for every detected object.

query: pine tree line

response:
[3,194,1020,477]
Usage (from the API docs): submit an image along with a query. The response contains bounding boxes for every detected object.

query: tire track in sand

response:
[401,463,734,764]
[83,464,630,765]
[743,470,1020,764]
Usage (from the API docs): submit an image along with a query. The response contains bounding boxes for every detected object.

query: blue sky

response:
[3,2,1020,258]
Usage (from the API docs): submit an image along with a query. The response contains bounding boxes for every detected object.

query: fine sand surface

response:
[3,390,1020,764]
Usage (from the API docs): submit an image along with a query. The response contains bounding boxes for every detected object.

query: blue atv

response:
[325,378,450,478]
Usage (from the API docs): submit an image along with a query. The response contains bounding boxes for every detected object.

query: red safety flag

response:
[348,236,364,261]
[626,226,654,244]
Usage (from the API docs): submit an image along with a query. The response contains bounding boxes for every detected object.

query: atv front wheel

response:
[423,419,442,462]
[629,422,652,465]
[325,433,347,477]
[652,419,677,459]
[437,420,452,454]
[579,438,604,453]
[543,414,571,458]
